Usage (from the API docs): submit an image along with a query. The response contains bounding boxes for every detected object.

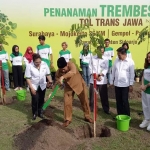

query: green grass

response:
[0,89,150,150]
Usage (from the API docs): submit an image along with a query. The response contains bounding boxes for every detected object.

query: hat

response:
[57,57,67,68]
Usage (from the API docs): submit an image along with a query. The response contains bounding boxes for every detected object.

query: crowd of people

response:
[0,35,150,131]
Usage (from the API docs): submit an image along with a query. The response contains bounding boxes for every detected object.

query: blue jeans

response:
[82,64,90,86]
[3,69,10,90]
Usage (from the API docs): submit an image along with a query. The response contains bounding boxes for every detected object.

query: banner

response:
[0,0,150,70]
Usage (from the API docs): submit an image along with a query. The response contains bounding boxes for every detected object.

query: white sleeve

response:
[10,55,12,61]
[69,53,72,59]
[101,60,109,76]
[49,47,52,54]
[6,53,9,60]
[45,64,50,75]
[89,58,93,75]
[25,64,31,78]
[110,59,117,85]
[24,57,28,66]
[129,53,132,59]
[129,60,135,85]
[111,49,114,57]
[79,53,82,59]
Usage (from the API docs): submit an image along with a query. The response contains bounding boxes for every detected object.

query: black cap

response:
[57,57,67,68]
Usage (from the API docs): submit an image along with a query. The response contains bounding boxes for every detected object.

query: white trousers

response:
[142,92,150,120]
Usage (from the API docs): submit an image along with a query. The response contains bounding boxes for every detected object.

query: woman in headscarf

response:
[24,46,34,66]
[79,43,92,87]
[24,46,34,91]
[10,45,23,91]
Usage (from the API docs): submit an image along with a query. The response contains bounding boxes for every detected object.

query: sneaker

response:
[26,87,29,91]
[139,120,150,128]
[6,88,11,91]
[19,87,23,90]
[14,87,19,91]
[147,123,150,131]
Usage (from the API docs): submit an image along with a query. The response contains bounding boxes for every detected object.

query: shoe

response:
[139,120,150,128]
[32,114,37,120]
[19,87,23,90]
[6,88,11,91]
[147,123,150,131]
[84,117,94,123]
[63,120,71,127]
[104,111,110,115]
[14,87,19,91]
[38,113,45,119]
[26,87,29,91]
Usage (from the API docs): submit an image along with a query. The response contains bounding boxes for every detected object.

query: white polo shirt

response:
[59,50,72,62]
[110,57,135,87]
[25,62,50,90]
[10,53,23,66]
[89,56,109,85]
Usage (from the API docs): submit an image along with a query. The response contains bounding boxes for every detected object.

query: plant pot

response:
[136,77,140,82]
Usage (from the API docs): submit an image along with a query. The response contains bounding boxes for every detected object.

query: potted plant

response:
[135,69,141,82]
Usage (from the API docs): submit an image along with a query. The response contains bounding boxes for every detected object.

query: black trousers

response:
[30,87,46,115]
[115,86,130,116]
[89,84,109,113]
[12,66,23,88]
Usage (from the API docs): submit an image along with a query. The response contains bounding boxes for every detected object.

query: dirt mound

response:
[14,119,77,150]
[14,107,111,150]
[108,82,141,100]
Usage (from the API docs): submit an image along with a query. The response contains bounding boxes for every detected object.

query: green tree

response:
[0,10,17,45]
[70,18,104,52]
[137,19,150,52]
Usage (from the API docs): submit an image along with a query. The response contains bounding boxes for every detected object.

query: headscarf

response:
[24,46,33,63]
[82,43,89,56]
[12,45,19,56]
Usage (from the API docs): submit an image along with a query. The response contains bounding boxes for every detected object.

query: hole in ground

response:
[74,124,111,139]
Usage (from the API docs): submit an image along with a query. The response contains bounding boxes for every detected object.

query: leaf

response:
[6,26,10,30]
[10,33,17,38]
[11,23,17,29]
[8,21,12,25]
[2,18,6,23]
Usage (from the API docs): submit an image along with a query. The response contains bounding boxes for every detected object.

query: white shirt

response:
[110,57,135,87]
[23,57,33,66]
[25,62,50,90]
[89,56,109,85]
[10,53,23,66]
[0,50,8,63]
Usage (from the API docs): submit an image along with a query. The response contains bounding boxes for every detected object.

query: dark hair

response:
[38,35,45,41]
[32,53,41,62]
[117,47,127,55]
[122,42,129,50]
[12,45,19,56]
[104,38,110,42]
[144,52,150,69]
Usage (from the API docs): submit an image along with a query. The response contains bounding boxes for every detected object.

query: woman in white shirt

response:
[10,45,23,91]
[25,54,53,120]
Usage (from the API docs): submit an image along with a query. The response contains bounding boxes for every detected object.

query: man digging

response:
[55,57,94,127]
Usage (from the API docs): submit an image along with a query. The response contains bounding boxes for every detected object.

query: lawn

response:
[0,88,150,150]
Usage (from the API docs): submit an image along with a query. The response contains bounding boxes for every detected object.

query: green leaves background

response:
[0,10,17,45]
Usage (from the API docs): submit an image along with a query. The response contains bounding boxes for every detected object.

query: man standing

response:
[36,35,53,68]
[55,57,93,127]
[110,47,135,116]
[104,39,114,83]
[89,46,109,114]
[0,44,10,91]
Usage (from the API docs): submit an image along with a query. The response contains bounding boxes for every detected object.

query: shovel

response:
[42,85,59,110]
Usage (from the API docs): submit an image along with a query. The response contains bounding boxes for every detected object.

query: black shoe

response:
[38,113,45,119]
[104,111,110,115]
[32,114,36,120]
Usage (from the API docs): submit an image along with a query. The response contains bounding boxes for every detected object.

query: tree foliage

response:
[0,10,17,45]
[70,18,104,51]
